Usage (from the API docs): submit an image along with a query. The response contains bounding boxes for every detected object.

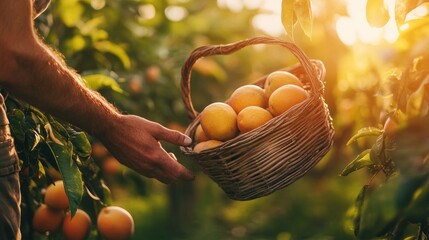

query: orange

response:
[200,102,238,141]
[145,65,161,83]
[91,141,109,160]
[62,209,92,240]
[193,140,223,153]
[227,85,267,114]
[44,180,69,210]
[268,85,309,117]
[97,206,134,240]
[32,204,64,234]
[264,71,303,98]
[237,106,273,133]
[102,156,122,175]
[127,77,142,94]
[194,124,208,143]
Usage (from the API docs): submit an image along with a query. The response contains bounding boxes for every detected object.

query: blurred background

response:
[30,0,429,239]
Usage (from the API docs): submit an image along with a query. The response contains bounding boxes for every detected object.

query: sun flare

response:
[217,0,410,46]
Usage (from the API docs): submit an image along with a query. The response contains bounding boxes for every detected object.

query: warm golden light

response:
[217,0,410,45]
[335,0,399,45]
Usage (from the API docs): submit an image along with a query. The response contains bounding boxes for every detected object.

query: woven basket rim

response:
[180,36,324,121]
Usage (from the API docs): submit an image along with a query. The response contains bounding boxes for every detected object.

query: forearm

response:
[1,38,121,138]
[0,0,194,183]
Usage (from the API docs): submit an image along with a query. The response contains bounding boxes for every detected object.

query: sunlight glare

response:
[217,0,244,12]
[138,4,156,20]
[165,6,188,22]
[91,0,105,10]
[218,0,401,43]
[218,0,283,36]
[252,14,284,36]
[336,0,399,45]
[405,4,429,21]
[336,17,357,46]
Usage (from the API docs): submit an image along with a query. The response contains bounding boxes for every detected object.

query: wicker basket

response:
[180,36,335,201]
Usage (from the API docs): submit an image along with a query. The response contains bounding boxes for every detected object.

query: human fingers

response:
[133,148,194,183]
[152,124,192,147]
[165,153,194,181]
[157,149,194,182]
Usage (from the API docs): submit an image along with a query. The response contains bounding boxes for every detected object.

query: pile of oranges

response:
[32,180,134,239]
[193,70,309,153]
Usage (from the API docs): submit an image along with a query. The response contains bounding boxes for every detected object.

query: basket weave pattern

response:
[180,36,335,200]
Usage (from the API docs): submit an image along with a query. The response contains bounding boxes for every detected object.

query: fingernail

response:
[184,135,192,146]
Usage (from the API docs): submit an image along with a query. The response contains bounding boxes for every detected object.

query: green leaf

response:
[282,0,297,40]
[25,129,42,152]
[83,74,124,93]
[294,0,313,39]
[69,131,92,158]
[94,41,131,70]
[57,0,84,27]
[47,142,83,216]
[366,0,390,27]
[64,35,87,53]
[341,149,374,176]
[406,77,428,117]
[406,179,429,223]
[358,175,423,238]
[78,16,105,36]
[353,185,369,237]
[358,177,400,238]
[369,135,383,165]
[390,115,429,175]
[49,117,70,140]
[395,176,425,209]
[347,127,383,145]
[8,109,26,142]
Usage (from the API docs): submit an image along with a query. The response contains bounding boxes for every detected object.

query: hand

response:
[99,114,194,184]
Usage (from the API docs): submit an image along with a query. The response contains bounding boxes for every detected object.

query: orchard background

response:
[13,0,429,239]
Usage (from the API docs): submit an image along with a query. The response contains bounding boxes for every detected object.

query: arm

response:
[0,0,193,183]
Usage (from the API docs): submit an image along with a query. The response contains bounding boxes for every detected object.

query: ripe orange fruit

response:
[200,102,238,141]
[194,124,208,143]
[62,209,92,240]
[268,85,309,117]
[127,77,142,94]
[264,71,303,98]
[91,141,109,160]
[193,140,223,153]
[102,156,122,176]
[227,85,267,114]
[32,204,64,234]
[237,106,273,133]
[383,117,398,135]
[45,180,69,210]
[97,206,134,240]
[145,65,161,83]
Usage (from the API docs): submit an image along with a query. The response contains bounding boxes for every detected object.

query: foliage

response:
[281,0,313,40]
[6,95,107,239]
[341,2,429,239]
[10,0,429,239]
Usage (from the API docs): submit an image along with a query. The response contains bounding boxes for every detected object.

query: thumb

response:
[157,126,192,146]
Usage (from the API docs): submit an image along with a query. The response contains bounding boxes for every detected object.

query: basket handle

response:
[181,36,322,120]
